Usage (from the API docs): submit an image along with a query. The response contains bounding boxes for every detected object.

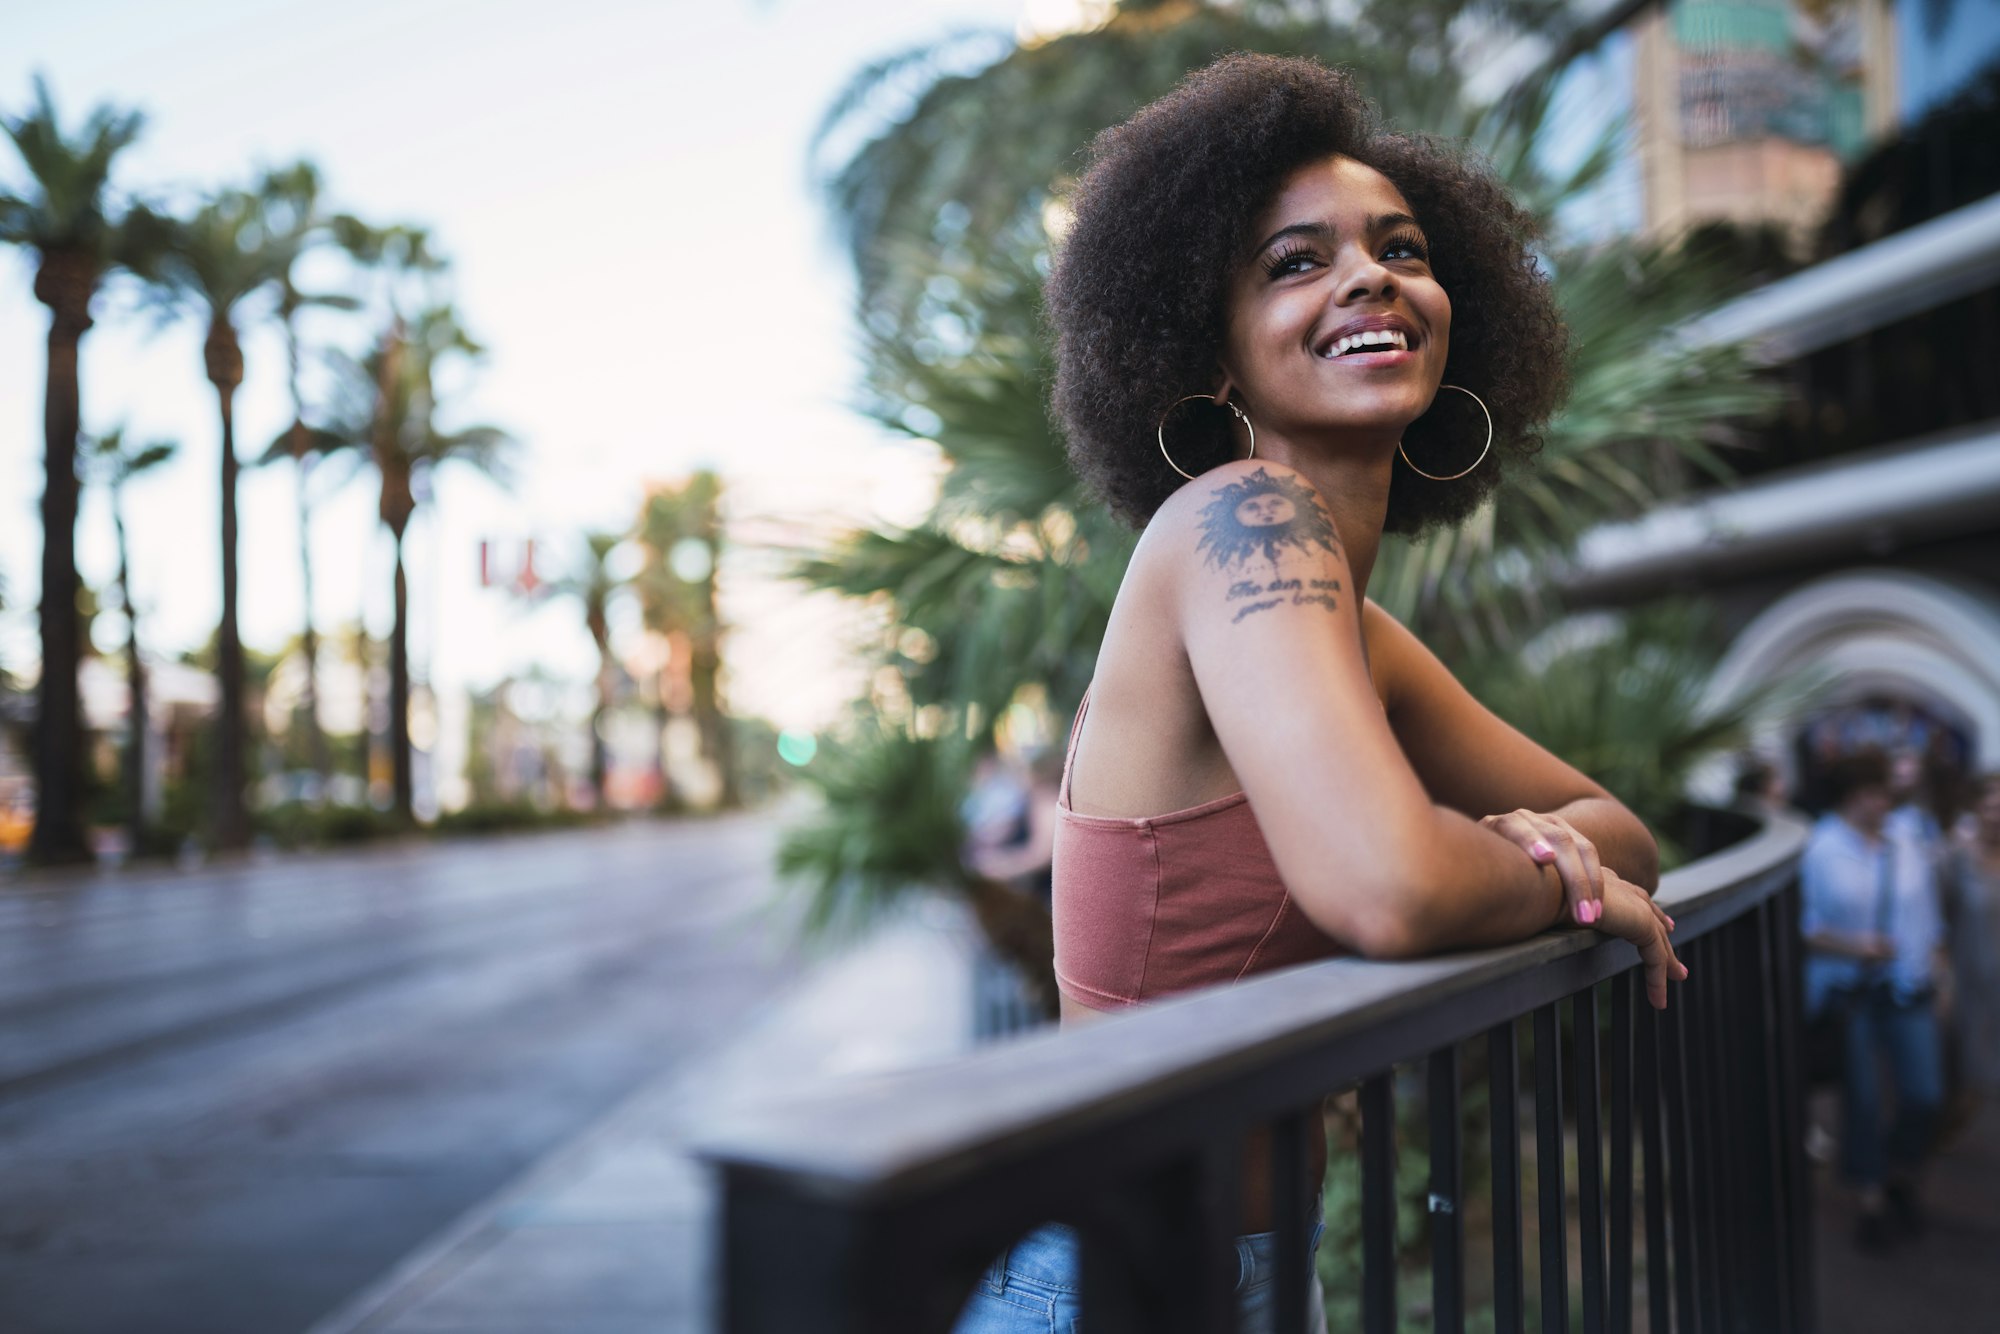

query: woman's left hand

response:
[1480,808,1606,927]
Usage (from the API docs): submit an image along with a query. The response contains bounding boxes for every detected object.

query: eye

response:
[1383,230,1430,262]
[1262,243,1318,279]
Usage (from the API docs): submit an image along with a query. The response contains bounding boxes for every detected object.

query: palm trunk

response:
[27,249,95,866]
[208,314,249,852]
[389,526,413,823]
[590,633,612,805]
[291,436,330,788]
[285,314,330,788]
[112,496,148,855]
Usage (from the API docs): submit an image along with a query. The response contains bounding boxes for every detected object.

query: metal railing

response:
[693,805,1812,1333]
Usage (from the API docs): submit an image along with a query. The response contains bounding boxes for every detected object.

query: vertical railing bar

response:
[1609,972,1635,1334]
[1695,934,1728,1334]
[1429,1046,1465,1334]
[1752,901,1793,1334]
[1270,1104,1312,1334]
[1533,1005,1570,1334]
[1576,985,1607,1334]
[1362,1072,1397,1334]
[1769,880,1814,1333]
[1637,995,1671,1334]
[1739,909,1786,1334]
[1662,975,1701,1334]
[1491,1019,1524,1334]
[1781,878,1818,1334]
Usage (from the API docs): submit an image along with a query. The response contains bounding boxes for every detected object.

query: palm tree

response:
[634,473,737,809]
[80,428,176,855]
[548,532,628,804]
[254,160,360,796]
[0,74,147,865]
[315,303,513,822]
[129,186,291,851]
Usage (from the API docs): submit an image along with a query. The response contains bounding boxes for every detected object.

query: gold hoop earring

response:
[1398,383,1492,481]
[1156,393,1255,480]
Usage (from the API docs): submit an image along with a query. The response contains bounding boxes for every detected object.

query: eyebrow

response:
[1251,211,1422,257]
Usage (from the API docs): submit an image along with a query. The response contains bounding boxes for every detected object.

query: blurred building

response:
[1633,0,1898,248]
[1565,160,2000,812]
[1559,0,2000,814]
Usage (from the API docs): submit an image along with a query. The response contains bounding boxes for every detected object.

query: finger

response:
[1545,827,1601,926]
[1568,825,1605,916]
[1642,932,1686,1010]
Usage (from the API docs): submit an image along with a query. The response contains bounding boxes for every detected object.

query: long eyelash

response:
[1262,242,1315,278]
[1385,230,1430,261]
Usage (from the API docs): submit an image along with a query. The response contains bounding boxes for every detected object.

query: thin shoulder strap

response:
[1059,687,1093,808]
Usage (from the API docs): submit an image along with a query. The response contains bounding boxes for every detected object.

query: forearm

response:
[1380,808,1568,957]
[1552,795,1660,893]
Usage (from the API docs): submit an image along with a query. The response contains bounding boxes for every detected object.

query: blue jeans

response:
[1837,985,1943,1187]
[952,1198,1329,1334]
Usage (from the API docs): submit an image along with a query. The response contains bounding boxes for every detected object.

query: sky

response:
[0,0,1046,763]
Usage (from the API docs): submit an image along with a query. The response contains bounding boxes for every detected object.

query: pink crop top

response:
[1050,686,1349,1011]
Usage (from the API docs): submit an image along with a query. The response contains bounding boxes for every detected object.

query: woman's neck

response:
[1250,429,1397,600]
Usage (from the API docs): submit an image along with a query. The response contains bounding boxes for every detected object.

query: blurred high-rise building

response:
[1633,0,1899,247]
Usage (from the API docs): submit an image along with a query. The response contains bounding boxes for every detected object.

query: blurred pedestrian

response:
[1944,773,2000,1101]
[962,745,1062,907]
[1800,746,1947,1254]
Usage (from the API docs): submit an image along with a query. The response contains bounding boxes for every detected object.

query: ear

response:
[1210,367,1238,406]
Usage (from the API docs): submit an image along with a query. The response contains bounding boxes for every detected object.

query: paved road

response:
[0,815,815,1334]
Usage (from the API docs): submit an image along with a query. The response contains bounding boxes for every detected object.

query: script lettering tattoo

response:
[1197,468,1343,624]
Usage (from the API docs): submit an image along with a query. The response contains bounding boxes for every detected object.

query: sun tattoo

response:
[1195,467,1342,573]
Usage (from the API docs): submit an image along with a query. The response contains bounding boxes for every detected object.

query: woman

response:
[953,53,1680,1334]
[1800,747,1945,1253]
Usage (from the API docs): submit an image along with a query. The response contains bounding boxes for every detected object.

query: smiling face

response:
[1216,153,1450,445]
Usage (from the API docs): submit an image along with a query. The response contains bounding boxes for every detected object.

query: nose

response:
[1337,244,1397,303]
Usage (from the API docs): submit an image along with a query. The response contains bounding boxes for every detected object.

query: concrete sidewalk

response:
[308,891,990,1334]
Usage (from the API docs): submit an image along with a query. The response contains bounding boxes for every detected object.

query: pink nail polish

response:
[1532,840,1554,859]
[1588,901,1601,923]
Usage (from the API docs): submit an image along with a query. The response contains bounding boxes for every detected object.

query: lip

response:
[1313,312,1421,361]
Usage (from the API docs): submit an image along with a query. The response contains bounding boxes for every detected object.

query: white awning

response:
[1669,191,2000,361]
[1559,419,2000,602]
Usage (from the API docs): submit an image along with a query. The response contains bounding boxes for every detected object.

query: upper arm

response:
[1367,604,1611,818]
[1155,461,1439,946]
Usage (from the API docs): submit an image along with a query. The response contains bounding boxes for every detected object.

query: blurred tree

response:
[254,159,362,795]
[547,531,628,805]
[0,73,149,865]
[634,473,738,808]
[128,186,292,851]
[782,0,1786,1002]
[313,302,513,822]
[79,427,176,856]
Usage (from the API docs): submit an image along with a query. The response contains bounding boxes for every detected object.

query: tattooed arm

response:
[1157,460,1683,1002]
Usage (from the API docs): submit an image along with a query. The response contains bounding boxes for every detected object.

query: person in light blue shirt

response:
[1800,747,1946,1253]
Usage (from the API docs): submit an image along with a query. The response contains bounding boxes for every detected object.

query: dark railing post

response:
[1576,984,1607,1334]
[1638,998,1671,1334]
[1429,1046,1464,1334]
[1492,1019,1524,1334]
[1534,1005,1570,1334]
[1608,973,1635,1334]
[1271,1102,1314,1334]
[1362,1073,1397,1334]
[1662,975,1701,1334]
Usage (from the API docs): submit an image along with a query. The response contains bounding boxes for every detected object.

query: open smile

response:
[1313,319,1421,368]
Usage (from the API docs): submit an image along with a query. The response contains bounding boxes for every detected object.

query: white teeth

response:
[1324,328,1410,357]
